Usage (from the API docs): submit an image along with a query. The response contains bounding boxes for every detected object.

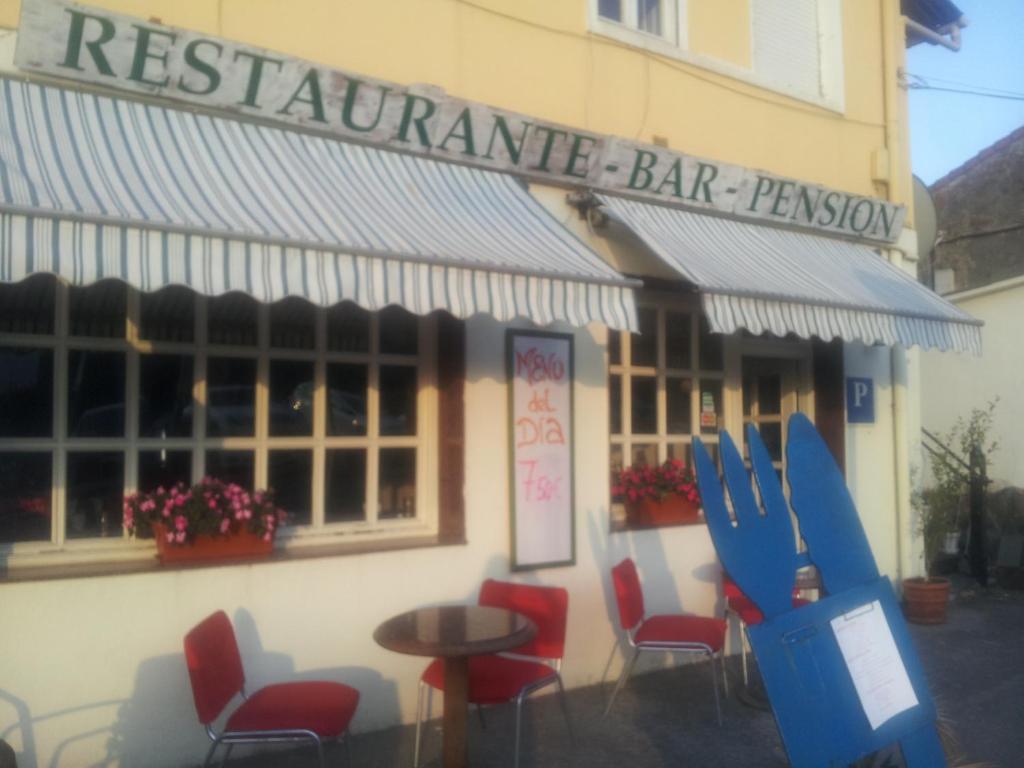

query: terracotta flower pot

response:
[152,523,274,564]
[626,494,702,529]
[902,576,950,625]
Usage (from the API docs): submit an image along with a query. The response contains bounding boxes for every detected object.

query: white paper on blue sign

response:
[830,600,919,730]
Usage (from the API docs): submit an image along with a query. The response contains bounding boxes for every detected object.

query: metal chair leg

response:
[740,623,750,687]
[217,742,232,768]
[513,692,526,768]
[709,651,722,726]
[413,681,427,768]
[476,703,487,730]
[555,674,576,745]
[202,739,220,768]
[314,736,325,768]
[345,731,354,766]
[603,648,640,716]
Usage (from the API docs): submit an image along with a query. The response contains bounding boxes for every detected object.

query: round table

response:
[374,605,537,768]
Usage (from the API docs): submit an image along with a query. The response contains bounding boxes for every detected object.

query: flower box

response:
[626,494,702,529]
[152,522,274,564]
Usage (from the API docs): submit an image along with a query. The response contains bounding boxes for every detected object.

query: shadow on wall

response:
[2,607,400,768]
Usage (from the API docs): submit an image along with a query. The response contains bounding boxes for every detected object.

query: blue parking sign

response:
[846,377,874,424]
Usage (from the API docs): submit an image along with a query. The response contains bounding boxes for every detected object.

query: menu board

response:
[507,331,575,570]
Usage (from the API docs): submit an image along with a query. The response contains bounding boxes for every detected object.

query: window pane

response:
[760,422,783,462]
[667,376,693,434]
[204,450,254,489]
[380,365,417,436]
[0,275,55,335]
[379,448,416,520]
[665,311,692,369]
[609,374,622,435]
[630,376,657,434]
[631,307,657,367]
[758,374,782,416]
[270,297,316,350]
[67,350,125,437]
[139,354,193,437]
[208,292,258,347]
[699,316,724,370]
[638,0,662,35]
[207,357,256,437]
[699,380,723,435]
[269,450,312,526]
[379,306,418,355]
[327,363,368,436]
[327,303,370,353]
[325,449,366,523]
[138,450,191,493]
[599,0,621,21]
[630,443,658,467]
[140,286,195,342]
[608,330,621,366]
[0,347,53,437]
[69,280,126,338]
[66,451,124,539]
[269,360,314,437]
[668,442,691,466]
[0,452,52,543]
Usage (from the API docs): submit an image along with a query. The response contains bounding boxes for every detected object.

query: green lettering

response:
[816,192,840,226]
[770,181,796,217]
[627,150,658,191]
[872,204,896,239]
[438,107,477,156]
[531,126,567,172]
[654,158,684,197]
[688,162,718,203]
[836,195,855,229]
[179,39,222,96]
[59,9,116,76]
[340,78,391,133]
[849,200,875,233]
[128,25,176,88]
[234,50,284,108]
[747,176,776,212]
[564,134,597,178]
[277,68,326,123]
[397,94,437,147]
[791,186,821,223]
[483,116,532,165]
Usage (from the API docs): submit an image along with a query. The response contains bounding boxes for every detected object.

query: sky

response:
[906,0,1024,185]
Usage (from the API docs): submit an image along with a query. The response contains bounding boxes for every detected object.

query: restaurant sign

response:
[15,0,905,244]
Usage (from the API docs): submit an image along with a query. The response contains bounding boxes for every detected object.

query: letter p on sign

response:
[846,377,874,424]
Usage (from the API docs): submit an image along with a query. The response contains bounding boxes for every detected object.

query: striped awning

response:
[597,195,981,354]
[0,78,637,331]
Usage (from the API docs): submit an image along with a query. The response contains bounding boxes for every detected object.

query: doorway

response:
[741,357,802,483]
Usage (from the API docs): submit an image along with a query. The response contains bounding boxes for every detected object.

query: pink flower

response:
[208,499,218,509]
[220,519,231,534]
[165,531,175,543]
[174,515,187,532]
[263,532,272,542]
[174,531,186,543]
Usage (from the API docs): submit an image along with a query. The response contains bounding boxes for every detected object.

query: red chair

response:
[414,580,573,768]
[184,610,360,767]
[723,573,811,687]
[606,558,726,723]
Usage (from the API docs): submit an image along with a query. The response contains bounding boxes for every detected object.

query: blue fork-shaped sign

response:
[694,416,946,767]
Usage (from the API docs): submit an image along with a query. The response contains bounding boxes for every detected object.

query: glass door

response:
[741,357,801,485]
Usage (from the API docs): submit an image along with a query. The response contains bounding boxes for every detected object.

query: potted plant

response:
[124,478,286,564]
[612,458,702,528]
[903,492,954,624]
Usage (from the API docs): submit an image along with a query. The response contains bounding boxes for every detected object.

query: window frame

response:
[587,0,845,113]
[0,278,442,569]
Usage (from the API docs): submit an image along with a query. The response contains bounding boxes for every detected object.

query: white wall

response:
[0,315,721,768]
[920,277,1024,489]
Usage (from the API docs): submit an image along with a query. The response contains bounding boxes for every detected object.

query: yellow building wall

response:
[0,0,907,205]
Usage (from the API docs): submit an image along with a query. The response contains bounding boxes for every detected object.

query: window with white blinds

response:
[752,0,824,98]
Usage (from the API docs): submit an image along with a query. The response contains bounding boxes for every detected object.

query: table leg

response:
[442,655,469,768]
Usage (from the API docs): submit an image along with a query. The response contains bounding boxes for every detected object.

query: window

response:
[595,0,684,46]
[0,276,440,563]
[589,0,844,110]
[608,298,726,529]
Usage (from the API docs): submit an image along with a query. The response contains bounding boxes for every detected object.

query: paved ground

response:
[229,577,1024,767]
